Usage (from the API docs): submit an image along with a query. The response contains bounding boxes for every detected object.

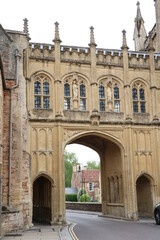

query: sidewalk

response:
[2,211,155,240]
[2,224,72,240]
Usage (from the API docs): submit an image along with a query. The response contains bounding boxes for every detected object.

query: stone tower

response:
[154,0,160,52]
[133,1,147,51]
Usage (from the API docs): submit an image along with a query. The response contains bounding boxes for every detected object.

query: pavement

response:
[1,211,155,240]
[2,223,72,240]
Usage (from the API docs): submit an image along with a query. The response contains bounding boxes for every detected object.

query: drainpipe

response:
[8,49,21,207]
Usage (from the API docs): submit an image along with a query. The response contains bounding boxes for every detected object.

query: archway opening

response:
[33,176,51,223]
[65,143,100,202]
[65,133,124,217]
[136,175,153,218]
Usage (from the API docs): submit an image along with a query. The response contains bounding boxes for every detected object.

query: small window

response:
[35,96,41,109]
[34,81,41,95]
[80,99,86,111]
[89,182,94,192]
[80,84,86,97]
[43,97,50,109]
[114,84,120,112]
[99,85,105,99]
[114,86,119,99]
[100,100,105,112]
[64,83,70,110]
[64,83,70,97]
[99,85,105,112]
[43,82,49,95]
[132,88,138,100]
[80,84,86,111]
[114,101,120,112]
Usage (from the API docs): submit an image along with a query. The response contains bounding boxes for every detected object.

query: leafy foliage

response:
[65,150,78,187]
[65,194,77,202]
[79,194,90,202]
[86,160,100,170]
[77,188,86,201]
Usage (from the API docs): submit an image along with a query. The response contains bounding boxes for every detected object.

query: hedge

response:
[65,194,77,202]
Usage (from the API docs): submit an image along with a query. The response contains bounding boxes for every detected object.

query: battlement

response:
[28,42,160,69]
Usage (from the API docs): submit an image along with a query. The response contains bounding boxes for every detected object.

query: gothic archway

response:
[33,176,51,223]
[65,131,125,218]
[136,175,153,218]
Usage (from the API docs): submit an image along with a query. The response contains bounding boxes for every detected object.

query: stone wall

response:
[66,202,102,212]
[2,210,24,235]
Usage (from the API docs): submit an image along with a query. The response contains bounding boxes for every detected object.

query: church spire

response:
[133,1,147,51]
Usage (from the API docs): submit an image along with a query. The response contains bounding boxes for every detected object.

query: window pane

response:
[140,102,146,113]
[99,85,105,98]
[132,88,138,100]
[43,97,50,109]
[80,84,86,97]
[100,100,105,111]
[89,182,94,192]
[114,86,119,99]
[64,98,70,110]
[114,101,120,112]
[34,81,41,94]
[35,96,41,109]
[43,82,49,95]
[80,99,86,111]
[139,88,145,100]
[133,102,138,113]
[64,83,70,96]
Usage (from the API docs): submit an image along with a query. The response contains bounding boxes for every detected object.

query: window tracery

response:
[34,75,50,109]
[132,83,146,113]
[80,83,86,111]
[64,82,70,110]
[99,81,120,112]
[64,77,87,111]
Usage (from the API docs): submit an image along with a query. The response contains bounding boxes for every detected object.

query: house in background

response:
[71,164,101,202]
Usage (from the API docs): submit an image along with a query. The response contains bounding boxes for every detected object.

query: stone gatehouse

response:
[0,0,160,235]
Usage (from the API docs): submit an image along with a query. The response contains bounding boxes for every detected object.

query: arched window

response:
[80,83,86,110]
[114,84,120,112]
[99,81,120,112]
[34,76,50,109]
[64,82,70,110]
[132,83,146,113]
[99,85,105,112]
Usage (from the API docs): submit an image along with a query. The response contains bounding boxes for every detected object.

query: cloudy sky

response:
[0,0,155,50]
[0,0,156,164]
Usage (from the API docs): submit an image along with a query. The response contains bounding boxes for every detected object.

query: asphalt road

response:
[66,211,160,240]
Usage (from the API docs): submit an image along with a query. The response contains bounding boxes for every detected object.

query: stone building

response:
[0,0,160,235]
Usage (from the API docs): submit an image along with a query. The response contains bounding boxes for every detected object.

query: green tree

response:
[77,188,86,201]
[65,150,78,187]
[86,160,100,170]
[79,193,90,202]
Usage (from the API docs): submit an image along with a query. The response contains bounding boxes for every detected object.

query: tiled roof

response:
[81,169,99,183]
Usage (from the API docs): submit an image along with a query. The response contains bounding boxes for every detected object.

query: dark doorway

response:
[136,175,153,218]
[33,176,51,223]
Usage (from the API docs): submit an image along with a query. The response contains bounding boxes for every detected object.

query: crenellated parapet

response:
[61,46,91,64]
[28,42,160,70]
[29,43,55,61]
